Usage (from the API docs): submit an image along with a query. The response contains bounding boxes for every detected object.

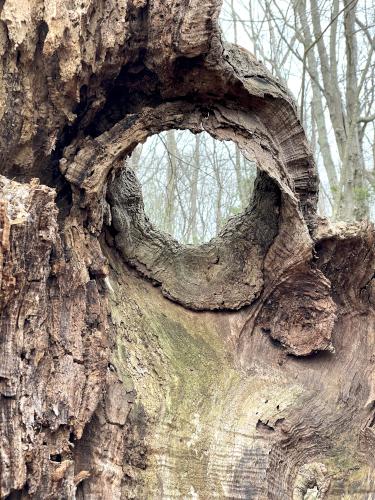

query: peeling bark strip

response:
[0,0,375,499]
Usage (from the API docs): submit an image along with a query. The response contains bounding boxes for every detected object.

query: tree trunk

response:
[1,1,375,499]
[212,137,223,234]
[188,134,200,244]
[295,0,339,214]
[338,0,369,221]
[164,130,178,235]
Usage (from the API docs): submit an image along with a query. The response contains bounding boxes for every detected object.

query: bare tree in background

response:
[164,130,178,234]
[188,134,200,244]
[221,0,375,221]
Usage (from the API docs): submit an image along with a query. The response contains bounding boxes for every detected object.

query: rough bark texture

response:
[0,1,374,499]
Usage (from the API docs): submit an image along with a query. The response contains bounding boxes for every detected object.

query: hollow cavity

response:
[129,129,257,244]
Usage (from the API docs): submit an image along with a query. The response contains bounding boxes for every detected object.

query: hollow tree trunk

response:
[0,1,375,499]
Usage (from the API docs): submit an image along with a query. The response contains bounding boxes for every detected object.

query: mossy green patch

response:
[105,258,304,498]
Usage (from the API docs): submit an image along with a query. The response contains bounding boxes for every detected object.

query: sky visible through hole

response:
[129,130,257,244]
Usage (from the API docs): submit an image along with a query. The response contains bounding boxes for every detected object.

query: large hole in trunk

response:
[107,124,281,311]
[130,129,257,245]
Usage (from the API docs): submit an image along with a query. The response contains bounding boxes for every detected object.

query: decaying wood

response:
[0,0,374,498]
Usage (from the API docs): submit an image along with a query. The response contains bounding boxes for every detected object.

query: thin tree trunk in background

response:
[311,95,339,210]
[339,0,369,220]
[165,130,178,234]
[295,0,339,214]
[189,134,200,244]
[198,176,209,242]
[234,145,245,208]
[212,137,223,233]
[175,178,189,242]
[309,0,347,162]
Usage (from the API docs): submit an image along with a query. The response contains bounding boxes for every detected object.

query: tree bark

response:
[0,1,375,499]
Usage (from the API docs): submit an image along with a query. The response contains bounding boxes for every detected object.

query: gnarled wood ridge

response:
[0,1,374,498]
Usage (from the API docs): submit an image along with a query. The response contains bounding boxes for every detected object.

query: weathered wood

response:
[0,1,374,498]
